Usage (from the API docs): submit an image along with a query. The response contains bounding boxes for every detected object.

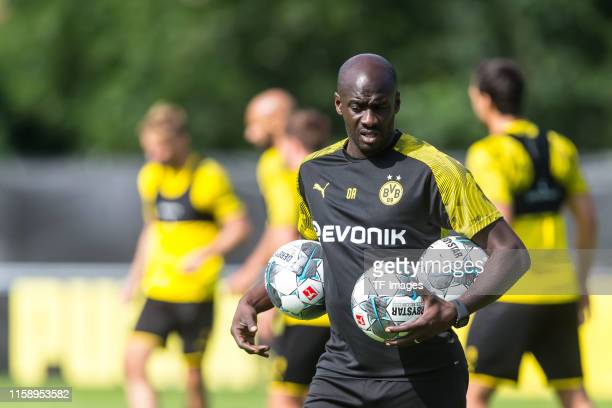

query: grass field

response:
[1,377,611,408]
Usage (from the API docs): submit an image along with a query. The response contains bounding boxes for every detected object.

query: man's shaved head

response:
[247,88,296,119]
[334,54,400,158]
[244,88,296,148]
[337,53,397,96]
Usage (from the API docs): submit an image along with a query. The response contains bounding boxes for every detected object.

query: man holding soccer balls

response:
[231,54,531,407]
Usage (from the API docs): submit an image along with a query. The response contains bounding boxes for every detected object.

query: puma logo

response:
[313,182,330,198]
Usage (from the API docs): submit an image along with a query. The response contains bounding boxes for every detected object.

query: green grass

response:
[1,377,611,407]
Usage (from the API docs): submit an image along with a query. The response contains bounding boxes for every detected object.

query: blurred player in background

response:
[465,59,597,408]
[123,102,250,408]
[228,89,297,295]
[228,89,331,408]
[269,109,332,408]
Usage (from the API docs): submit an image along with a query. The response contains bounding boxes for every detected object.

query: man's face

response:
[244,105,275,148]
[335,75,400,156]
[468,85,491,123]
[140,129,187,165]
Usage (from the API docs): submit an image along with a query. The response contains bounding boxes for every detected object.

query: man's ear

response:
[334,92,343,116]
[394,91,401,114]
[481,92,494,112]
[469,86,492,112]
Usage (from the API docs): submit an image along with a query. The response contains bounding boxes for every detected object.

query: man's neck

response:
[270,125,286,150]
[485,112,519,135]
[168,151,191,169]
[345,140,367,159]
[289,146,309,170]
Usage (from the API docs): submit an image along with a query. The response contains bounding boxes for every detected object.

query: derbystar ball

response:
[265,240,326,320]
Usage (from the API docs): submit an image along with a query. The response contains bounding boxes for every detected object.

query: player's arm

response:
[568,193,597,321]
[461,218,530,310]
[122,222,152,302]
[229,225,298,356]
[183,161,251,272]
[123,166,157,302]
[560,140,597,321]
[207,214,251,257]
[183,214,250,272]
[230,281,273,357]
[231,170,315,357]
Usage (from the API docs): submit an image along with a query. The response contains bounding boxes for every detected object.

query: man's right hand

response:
[230,298,270,358]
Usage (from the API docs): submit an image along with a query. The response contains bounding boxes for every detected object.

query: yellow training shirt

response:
[257,147,330,327]
[256,147,298,228]
[466,119,588,304]
[138,154,244,303]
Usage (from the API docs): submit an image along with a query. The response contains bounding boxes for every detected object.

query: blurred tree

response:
[0,0,610,155]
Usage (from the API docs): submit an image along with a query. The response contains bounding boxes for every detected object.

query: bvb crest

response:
[379,174,404,206]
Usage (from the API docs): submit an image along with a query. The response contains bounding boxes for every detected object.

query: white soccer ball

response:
[265,240,326,320]
[417,235,488,301]
[351,268,424,342]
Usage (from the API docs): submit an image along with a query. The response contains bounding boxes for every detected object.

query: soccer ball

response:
[351,268,424,342]
[417,235,488,301]
[264,240,326,320]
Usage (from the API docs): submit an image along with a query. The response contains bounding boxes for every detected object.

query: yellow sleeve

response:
[263,174,298,227]
[426,148,502,238]
[549,132,589,197]
[447,169,502,238]
[257,149,297,227]
[465,142,511,205]
[296,169,318,240]
[137,162,161,222]
[191,159,245,222]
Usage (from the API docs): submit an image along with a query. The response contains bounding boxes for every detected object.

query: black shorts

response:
[466,301,583,387]
[133,298,213,359]
[270,325,330,396]
[304,362,468,408]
